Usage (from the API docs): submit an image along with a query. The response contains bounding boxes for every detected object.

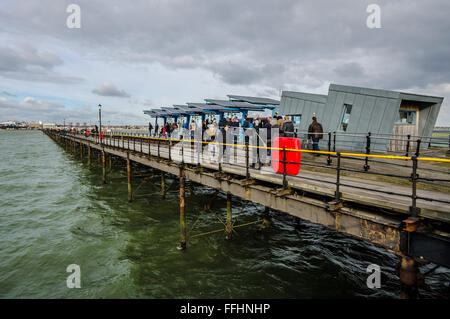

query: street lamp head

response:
[98,104,102,110]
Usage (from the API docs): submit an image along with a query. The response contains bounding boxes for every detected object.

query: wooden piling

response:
[399,256,421,299]
[87,145,91,168]
[179,167,186,250]
[161,172,166,198]
[127,152,132,202]
[226,192,233,239]
[102,149,106,184]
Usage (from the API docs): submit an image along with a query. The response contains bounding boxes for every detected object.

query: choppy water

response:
[0,130,448,298]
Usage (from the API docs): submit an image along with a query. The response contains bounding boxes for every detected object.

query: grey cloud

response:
[4,0,447,90]
[0,96,143,124]
[210,62,286,85]
[334,62,365,78]
[0,45,83,84]
[0,0,449,123]
[92,82,130,97]
[0,96,66,122]
[3,91,16,97]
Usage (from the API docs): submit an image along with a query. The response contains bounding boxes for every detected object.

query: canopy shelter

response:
[186,102,230,124]
[172,105,204,128]
[227,94,280,116]
[227,95,280,106]
[143,94,281,129]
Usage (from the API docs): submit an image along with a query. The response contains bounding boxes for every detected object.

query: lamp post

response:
[98,104,102,143]
[63,118,65,134]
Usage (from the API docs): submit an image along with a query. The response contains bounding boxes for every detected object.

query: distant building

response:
[0,121,17,128]
[42,123,57,129]
[278,84,443,152]
[28,123,41,129]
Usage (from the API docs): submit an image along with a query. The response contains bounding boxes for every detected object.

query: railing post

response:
[333,131,336,152]
[409,155,420,218]
[364,132,371,171]
[335,152,341,201]
[245,141,250,180]
[148,138,151,159]
[282,147,287,190]
[405,134,411,157]
[169,139,172,161]
[415,139,421,157]
[327,132,332,166]
[181,139,184,165]
[157,138,160,159]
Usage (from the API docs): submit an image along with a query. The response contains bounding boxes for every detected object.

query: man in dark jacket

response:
[281,116,295,137]
[148,122,153,136]
[308,117,323,153]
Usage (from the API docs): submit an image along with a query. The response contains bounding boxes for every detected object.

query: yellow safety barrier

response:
[91,133,450,163]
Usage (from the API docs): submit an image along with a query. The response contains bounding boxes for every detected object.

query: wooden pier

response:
[43,129,450,298]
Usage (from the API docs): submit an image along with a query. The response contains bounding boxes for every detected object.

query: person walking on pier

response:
[148,122,153,137]
[281,116,295,137]
[308,117,323,155]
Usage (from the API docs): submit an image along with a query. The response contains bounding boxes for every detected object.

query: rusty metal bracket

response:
[275,187,293,197]
[194,167,205,173]
[403,217,421,233]
[213,172,228,179]
[327,200,343,212]
[240,179,256,186]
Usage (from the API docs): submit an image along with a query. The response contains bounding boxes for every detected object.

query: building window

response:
[395,110,416,125]
[339,104,352,132]
[289,114,301,125]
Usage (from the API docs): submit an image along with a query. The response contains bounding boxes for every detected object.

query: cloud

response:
[0,0,449,124]
[0,96,65,121]
[3,91,16,97]
[334,62,365,78]
[0,44,83,84]
[92,82,131,97]
[0,96,143,124]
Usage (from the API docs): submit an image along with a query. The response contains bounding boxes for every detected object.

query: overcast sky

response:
[0,0,449,126]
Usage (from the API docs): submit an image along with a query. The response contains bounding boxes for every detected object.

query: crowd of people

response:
[148,114,324,156]
[149,114,298,139]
